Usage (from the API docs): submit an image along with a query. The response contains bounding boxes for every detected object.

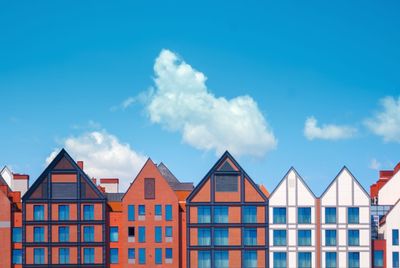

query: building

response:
[1,165,29,196]
[186,151,269,268]
[22,149,107,267]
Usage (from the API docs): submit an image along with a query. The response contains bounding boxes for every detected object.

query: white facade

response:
[320,167,371,268]
[269,168,317,268]
[378,170,400,205]
[379,200,400,268]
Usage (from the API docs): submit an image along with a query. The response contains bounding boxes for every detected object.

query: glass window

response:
[34,226,45,242]
[34,205,44,220]
[348,230,360,246]
[298,252,312,268]
[243,206,257,223]
[273,207,286,224]
[244,250,257,268]
[198,206,211,223]
[298,207,311,224]
[138,226,146,242]
[128,205,135,221]
[110,248,118,264]
[166,248,172,259]
[198,251,211,268]
[128,248,135,261]
[12,227,22,242]
[84,248,94,264]
[155,248,162,264]
[110,227,118,242]
[155,205,162,216]
[139,248,146,264]
[155,226,162,243]
[325,207,336,224]
[59,248,70,264]
[348,207,359,224]
[128,226,135,237]
[298,230,311,246]
[273,252,286,268]
[165,226,173,238]
[273,230,287,246]
[59,226,69,242]
[198,228,211,246]
[214,206,228,223]
[244,228,257,246]
[83,205,94,220]
[83,226,94,242]
[326,252,337,268]
[58,205,69,221]
[393,252,399,268]
[214,228,229,245]
[348,252,360,268]
[34,248,45,264]
[214,250,229,268]
[374,250,384,268]
[12,249,22,264]
[393,229,399,245]
[139,205,145,216]
[325,230,336,246]
[166,204,172,221]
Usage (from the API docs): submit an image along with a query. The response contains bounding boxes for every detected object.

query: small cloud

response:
[111,91,153,112]
[369,158,381,170]
[304,116,357,140]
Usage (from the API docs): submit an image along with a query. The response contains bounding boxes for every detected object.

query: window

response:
[273,230,287,246]
[138,205,145,216]
[298,230,311,246]
[166,248,173,260]
[325,252,337,268]
[298,252,312,268]
[128,248,135,262]
[166,204,172,221]
[214,250,229,268]
[34,248,45,264]
[110,248,118,264]
[273,252,286,268]
[198,228,211,246]
[325,207,336,224]
[214,206,228,223]
[348,207,359,224]
[59,205,69,221]
[84,248,94,264]
[59,248,70,264]
[139,248,146,264]
[298,207,311,224]
[59,226,69,242]
[34,226,45,242]
[325,230,336,246]
[128,227,135,238]
[110,227,118,242]
[155,204,162,216]
[214,228,229,245]
[138,226,146,242]
[83,205,94,220]
[348,230,359,246]
[348,252,360,268]
[128,205,135,221]
[198,251,211,268]
[155,226,162,243]
[215,175,238,192]
[393,252,399,268]
[165,226,173,238]
[12,249,22,264]
[273,207,286,224]
[12,227,22,242]
[155,248,162,264]
[83,226,94,242]
[34,205,44,220]
[244,250,257,268]
[243,206,257,223]
[244,228,257,246]
[198,206,211,223]
[144,178,155,199]
[393,229,399,245]
[374,250,384,268]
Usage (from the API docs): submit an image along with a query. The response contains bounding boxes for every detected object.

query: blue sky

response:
[1,1,399,195]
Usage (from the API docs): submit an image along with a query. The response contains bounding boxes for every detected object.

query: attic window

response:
[144,178,155,199]
[215,175,238,192]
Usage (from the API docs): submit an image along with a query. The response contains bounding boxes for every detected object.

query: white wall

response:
[382,201,400,268]
[379,171,400,205]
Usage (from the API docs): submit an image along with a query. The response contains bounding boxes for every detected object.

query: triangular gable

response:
[378,168,400,205]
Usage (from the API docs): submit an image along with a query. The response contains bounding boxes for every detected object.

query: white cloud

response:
[46,130,147,191]
[146,49,277,157]
[304,116,357,140]
[369,158,381,170]
[365,96,400,143]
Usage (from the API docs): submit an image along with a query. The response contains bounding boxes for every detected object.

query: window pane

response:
[110,248,118,264]
[215,175,238,192]
[244,250,257,268]
[165,226,173,237]
[128,248,135,260]
[243,206,257,223]
[139,248,146,264]
[198,228,211,246]
[34,227,44,242]
[214,251,229,268]
[273,252,286,268]
[348,230,359,246]
[128,205,135,221]
[214,228,229,245]
[348,252,360,268]
[84,248,94,264]
[139,205,145,216]
[34,205,44,220]
[244,228,257,246]
[214,206,228,223]
[325,207,336,224]
[59,226,69,242]
[110,227,118,242]
[12,227,22,242]
[34,248,45,264]
[273,230,287,246]
[59,205,70,221]
[12,249,22,264]
[166,248,172,259]
[198,251,211,268]
[393,229,399,245]
[83,205,94,220]
[139,227,146,242]
[155,248,162,264]
[325,230,336,246]
[59,248,70,264]
[298,230,311,246]
[155,227,162,243]
[273,207,286,224]
[198,206,211,223]
[326,252,337,268]
[166,205,172,221]
[393,252,399,268]
[298,252,311,268]
[374,251,383,268]
[298,207,311,224]
[83,226,94,242]
[348,208,359,224]
[155,205,162,216]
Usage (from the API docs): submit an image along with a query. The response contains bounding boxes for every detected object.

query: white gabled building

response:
[0,166,29,196]
[320,167,371,268]
[269,168,317,268]
[379,199,400,268]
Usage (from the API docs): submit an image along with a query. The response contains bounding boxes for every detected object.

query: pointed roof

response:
[0,174,11,191]
[269,167,316,198]
[157,162,194,191]
[379,198,400,226]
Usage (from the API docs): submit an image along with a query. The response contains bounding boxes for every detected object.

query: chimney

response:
[99,178,119,193]
[77,161,84,170]
[12,173,29,197]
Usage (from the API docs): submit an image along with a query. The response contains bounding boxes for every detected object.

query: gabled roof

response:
[0,174,11,192]
[379,198,400,226]
[157,162,194,191]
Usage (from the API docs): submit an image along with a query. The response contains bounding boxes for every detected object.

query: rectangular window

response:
[215,175,238,192]
[155,248,162,264]
[34,248,45,264]
[166,204,172,221]
[110,227,118,242]
[12,227,22,242]
[165,226,173,238]
[325,230,336,246]
[298,252,312,268]
[214,251,229,268]
[144,178,155,199]
[59,248,70,264]
[348,230,360,246]
[326,252,337,268]
[273,252,287,268]
[155,204,162,216]
[374,250,384,268]
[244,250,257,268]
[198,206,211,223]
[298,230,311,246]
[138,226,146,242]
[214,206,228,223]
[83,226,94,242]
[348,252,360,268]
[58,205,70,221]
[110,248,118,264]
[139,248,146,264]
[155,226,162,243]
[393,229,399,245]
[128,248,135,262]
[325,207,337,224]
[244,228,257,246]
[83,205,94,220]
[165,248,173,260]
[59,226,69,242]
[128,227,135,238]
[198,228,211,246]
[348,207,359,224]
[128,205,135,221]
[273,230,287,246]
[198,251,211,268]
[214,228,229,245]
[393,252,399,268]
[34,226,45,242]
[34,205,44,220]
[138,205,145,216]
[84,248,94,264]
[243,206,257,223]
[12,249,22,264]
[298,207,311,224]
[273,207,286,224]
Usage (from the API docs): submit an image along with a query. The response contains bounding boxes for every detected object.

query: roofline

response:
[377,165,400,196]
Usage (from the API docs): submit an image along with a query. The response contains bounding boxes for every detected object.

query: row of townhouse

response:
[0,148,398,267]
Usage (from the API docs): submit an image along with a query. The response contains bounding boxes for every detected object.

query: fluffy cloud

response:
[46,130,147,191]
[304,116,357,140]
[364,96,400,143]
[146,49,277,157]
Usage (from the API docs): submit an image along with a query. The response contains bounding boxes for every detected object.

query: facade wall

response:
[378,171,400,206]
[381,202,400,268]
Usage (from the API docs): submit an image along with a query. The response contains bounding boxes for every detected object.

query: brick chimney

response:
[99,178,119,193]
